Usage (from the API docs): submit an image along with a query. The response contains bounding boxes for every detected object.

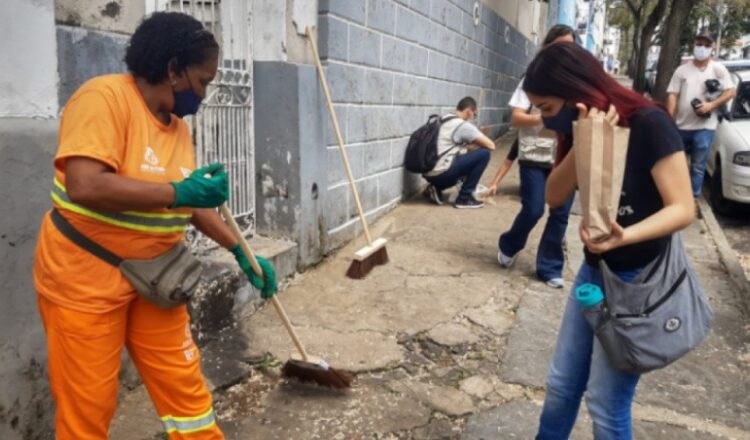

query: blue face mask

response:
[542,105,578,135]
[172,76,203,118]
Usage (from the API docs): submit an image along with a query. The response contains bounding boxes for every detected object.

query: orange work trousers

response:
[38,295,224,440]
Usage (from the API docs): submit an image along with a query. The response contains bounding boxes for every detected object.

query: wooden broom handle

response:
[306,26,373,245]
[219,203,310,362]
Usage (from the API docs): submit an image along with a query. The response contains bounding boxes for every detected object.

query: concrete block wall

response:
[1,2,59,438]
[0,120,58,440]
[56,26,129,106]
[318,0,535,248]
[55,0,141,108]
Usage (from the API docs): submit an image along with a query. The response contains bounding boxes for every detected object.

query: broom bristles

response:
[346,246,389,279]
[281,359,355,389]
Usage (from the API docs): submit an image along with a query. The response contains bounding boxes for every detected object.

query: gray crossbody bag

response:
[50,208,203,308]
[593,233,714,374]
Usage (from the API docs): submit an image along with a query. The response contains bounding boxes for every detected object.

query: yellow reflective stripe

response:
[52,177,66,193]
[162,408,214,422]
[164,420,217,435]
[53,178,190,220]
[51,192,188,233]
[120,210,191,220]
[161,408,216,434]
[51,179,191,233]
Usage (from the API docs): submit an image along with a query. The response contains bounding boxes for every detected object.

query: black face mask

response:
[542,105,578,135]
[172,74,203,118]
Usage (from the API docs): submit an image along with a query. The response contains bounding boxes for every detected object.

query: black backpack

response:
[404,115,457,173]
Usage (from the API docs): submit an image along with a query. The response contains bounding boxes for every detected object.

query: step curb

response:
[697,196,750,311]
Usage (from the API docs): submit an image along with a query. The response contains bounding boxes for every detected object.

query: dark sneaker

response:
[423,185,444,205]
[454,195,484,209]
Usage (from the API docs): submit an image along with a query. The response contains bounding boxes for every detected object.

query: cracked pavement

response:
[111,135,750,440]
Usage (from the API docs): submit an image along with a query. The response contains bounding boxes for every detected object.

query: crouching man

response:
[423,97,495,209]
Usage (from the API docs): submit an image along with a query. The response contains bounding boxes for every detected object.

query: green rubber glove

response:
[229,244,278,299]
[170,163,229,208]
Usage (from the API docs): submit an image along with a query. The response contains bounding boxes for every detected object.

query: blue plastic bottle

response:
[575,283,606,330]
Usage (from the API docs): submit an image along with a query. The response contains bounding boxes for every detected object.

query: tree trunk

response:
[628,16,642,77]
[652,0,697,102]
[619,26,633,75]
[632,0,669,93]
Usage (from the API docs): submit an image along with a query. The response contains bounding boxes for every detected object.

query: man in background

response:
[667,33,735,200]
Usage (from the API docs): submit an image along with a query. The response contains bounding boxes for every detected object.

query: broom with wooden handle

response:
[219,203,354,389]
[305,26,389,279]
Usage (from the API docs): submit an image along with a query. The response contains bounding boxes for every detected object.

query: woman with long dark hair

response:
[522,43,694,438]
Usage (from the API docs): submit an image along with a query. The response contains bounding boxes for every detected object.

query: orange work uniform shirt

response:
[34,74,197,313]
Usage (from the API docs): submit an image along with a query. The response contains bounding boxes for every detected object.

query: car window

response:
[732,81,750,119]
[726,65,750,73]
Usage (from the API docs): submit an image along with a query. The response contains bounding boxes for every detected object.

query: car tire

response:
[710,160,737,216]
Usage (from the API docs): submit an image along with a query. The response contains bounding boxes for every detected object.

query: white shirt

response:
[509,81,531,110]
[425,115,482,176]
[667,60,732,130]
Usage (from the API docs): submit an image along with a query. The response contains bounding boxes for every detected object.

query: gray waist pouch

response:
[50,208,203,308]
[593,233,714,374]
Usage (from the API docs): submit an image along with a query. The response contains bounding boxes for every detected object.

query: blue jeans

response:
[499,164,574,281]
[425,149,491,198]
[678,129,715,197]
[536,263,642,440]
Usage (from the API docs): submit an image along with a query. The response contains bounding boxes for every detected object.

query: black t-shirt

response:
[584,107,684,270]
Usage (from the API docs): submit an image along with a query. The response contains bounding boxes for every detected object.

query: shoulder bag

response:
[50,208,203,308]
[594,233,714,374]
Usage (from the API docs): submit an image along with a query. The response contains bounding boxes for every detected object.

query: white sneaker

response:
[423,185,443,205]
[497,250,517,268]
[423,185,444,205]
[545,278,565,289]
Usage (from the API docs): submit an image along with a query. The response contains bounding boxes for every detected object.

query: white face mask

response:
[693,45,712,61]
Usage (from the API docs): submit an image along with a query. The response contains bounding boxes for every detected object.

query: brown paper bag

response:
[573,118,630,242]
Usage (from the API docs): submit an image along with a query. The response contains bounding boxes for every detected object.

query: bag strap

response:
[50,208,122,267]
[641,233,680,282]
[436,146,457,160]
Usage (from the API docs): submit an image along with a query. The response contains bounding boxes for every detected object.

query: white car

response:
[706,69,750,215]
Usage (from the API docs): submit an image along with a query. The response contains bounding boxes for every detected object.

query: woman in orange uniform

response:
[33,12,275,439]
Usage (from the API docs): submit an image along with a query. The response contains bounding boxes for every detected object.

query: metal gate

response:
[146,0,256,241]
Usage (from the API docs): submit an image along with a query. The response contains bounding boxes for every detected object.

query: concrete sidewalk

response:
[112,134,750,439]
